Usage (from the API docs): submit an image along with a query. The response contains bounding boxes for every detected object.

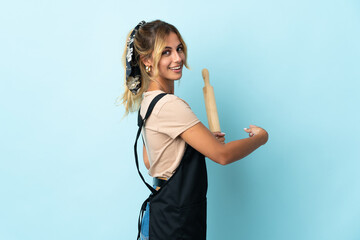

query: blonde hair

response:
[118,20,189,115]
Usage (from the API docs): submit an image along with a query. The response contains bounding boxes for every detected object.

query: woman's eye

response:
[162,50,170,55]
[177,47,183,52]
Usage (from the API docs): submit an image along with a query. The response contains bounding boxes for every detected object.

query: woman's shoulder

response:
[141,91,192,117]
[142,91,200,138]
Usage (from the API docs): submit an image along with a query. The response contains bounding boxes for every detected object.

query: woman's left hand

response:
[212,132,226,144]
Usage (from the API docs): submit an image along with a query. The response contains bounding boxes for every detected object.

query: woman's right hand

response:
[244,125,268,145]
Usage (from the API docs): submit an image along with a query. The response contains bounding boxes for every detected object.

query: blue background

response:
[1,0,360,239]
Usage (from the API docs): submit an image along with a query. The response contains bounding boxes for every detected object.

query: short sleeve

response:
[156,97,200,139]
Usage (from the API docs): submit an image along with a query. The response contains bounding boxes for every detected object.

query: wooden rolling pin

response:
[202,68,221,132]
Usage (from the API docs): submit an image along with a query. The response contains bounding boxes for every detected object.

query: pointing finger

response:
[244,128,251,133]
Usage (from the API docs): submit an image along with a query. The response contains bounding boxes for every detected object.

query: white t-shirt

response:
[140,90,200,178]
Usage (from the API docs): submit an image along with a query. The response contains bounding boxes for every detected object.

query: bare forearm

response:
[180,122,268,165]
[222,134,267,165]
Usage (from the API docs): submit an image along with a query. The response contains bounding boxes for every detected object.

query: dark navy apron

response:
[134,93,208,240]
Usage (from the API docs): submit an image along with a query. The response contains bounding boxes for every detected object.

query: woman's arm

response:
[180,122,268,165]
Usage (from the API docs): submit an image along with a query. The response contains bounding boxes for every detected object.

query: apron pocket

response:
[179,198,207,240]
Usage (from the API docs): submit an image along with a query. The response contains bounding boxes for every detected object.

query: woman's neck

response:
[147,79,174,94]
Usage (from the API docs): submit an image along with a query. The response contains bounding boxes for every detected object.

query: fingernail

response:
[244,128,247,130]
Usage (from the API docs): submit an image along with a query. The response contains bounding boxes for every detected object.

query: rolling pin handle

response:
[202,68,210,86]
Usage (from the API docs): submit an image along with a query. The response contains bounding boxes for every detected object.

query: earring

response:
[145,65,152,73]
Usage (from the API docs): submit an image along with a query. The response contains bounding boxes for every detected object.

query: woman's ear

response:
[141,56,152,67]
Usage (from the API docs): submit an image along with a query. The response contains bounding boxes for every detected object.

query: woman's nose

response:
[173,51,181,63]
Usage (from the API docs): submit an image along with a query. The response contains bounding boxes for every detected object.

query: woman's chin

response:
[173,73,183,80]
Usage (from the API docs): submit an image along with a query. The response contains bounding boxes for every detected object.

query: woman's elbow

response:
[218,158,228,166]
[212,149,230,166]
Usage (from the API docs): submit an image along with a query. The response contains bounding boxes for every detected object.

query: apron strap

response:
[134,93,167,194]
[137,92,168,127]
[137,195,151,240]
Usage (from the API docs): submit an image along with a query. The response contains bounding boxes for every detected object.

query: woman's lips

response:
[169,65,182,73]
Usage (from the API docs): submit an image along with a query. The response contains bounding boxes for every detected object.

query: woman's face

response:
[156,32,185,83]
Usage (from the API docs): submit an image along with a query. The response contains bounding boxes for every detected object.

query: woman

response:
[121,20,268,240]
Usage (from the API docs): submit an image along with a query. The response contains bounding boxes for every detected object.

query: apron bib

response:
[134,93,208,240]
